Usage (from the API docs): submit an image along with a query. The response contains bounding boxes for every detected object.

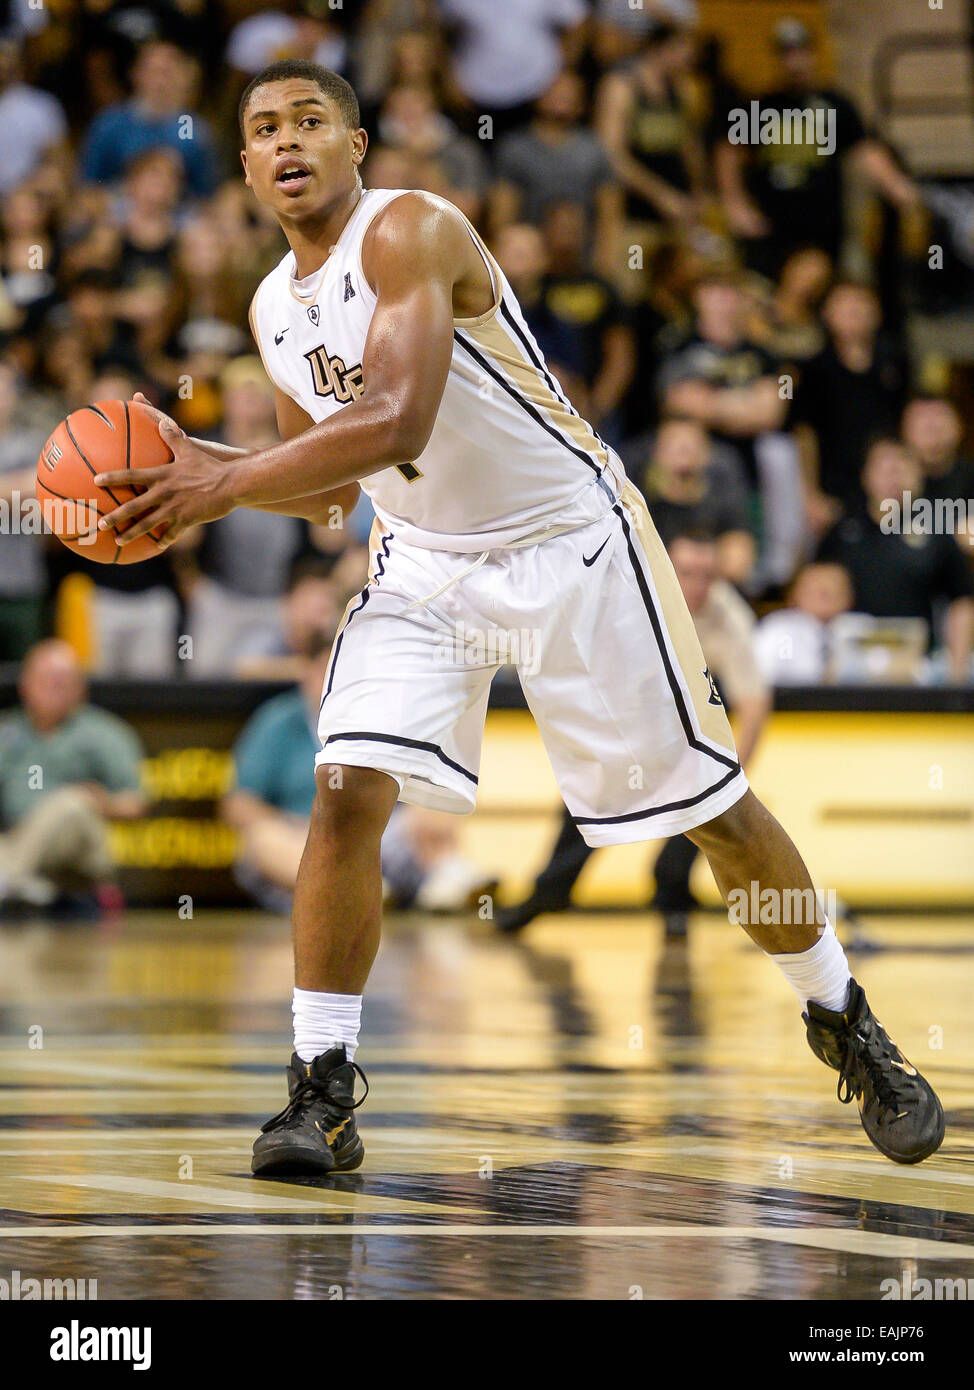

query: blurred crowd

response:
[0,0,973,687]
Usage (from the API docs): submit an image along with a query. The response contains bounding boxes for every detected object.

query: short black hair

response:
[238,60,360,137]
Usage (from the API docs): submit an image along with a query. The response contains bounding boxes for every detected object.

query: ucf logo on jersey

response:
[305,344,364,404]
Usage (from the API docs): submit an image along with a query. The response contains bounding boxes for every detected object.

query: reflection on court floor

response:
[0,910,972,1299]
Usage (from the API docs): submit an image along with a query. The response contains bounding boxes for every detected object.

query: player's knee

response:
[310,764,394,843]
[687,788,762,852]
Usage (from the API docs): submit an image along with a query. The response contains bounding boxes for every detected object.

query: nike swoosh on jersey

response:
[274,328,289,344]
[582,538,609,567]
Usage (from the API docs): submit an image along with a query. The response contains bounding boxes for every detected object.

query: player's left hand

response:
[95,415,234,547]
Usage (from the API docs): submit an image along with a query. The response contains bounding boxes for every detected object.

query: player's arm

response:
[129,392,360,525]
[262,388,361,524]
[96,195,460,544]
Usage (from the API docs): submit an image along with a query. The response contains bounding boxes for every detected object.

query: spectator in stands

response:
[182,358,309,676]
[223,640,498,914]
[490,69,620,253]
[715,17,918,277]
[656,267,802,590]
[539,201,636,439]
[754,561,854,685]
[496,530,770,934]
[375,82,488,224]
[639,415,755,587]
[591,0,698,68]
[80,39,220,197]
[224,1,350,79]
[165,215,251,419]
[0,362,48,660]
[817,438,974,681]
[657,268,784,479]
[231,557,342,682]
[108,149,185,369]
[595,18,704,293]
[795,280,909,527]
[52,270,145,395]
[0,183,59,342]
[764,246,832,366]
[0,639,146,910]
[439,0,588,137]
[901,395,974,507]
[0,36,69,196]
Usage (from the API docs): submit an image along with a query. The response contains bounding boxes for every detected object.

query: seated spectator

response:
[817,438,974,682]
[794,281,909,528]
[1,183,59,341]
[376,83,488,225]
[901,395,974,506]
[764,246,832,365]
[638,415,755,587]
[656,267,802,590]
[49,270,144,395]
[0,640,146,910]
[223,641,498,914]
[0,362,48,660]
[754,562,854,685]
[490,69,620,254]
[80,40,219,198]
[230,557,342,682]
[0,36,69,196]
[180,358,309,676]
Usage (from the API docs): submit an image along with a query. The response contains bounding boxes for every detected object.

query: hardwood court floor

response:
[0,908,972,1300]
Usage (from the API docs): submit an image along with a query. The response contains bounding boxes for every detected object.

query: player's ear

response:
[350,127,367,167]
[240,149,251,187]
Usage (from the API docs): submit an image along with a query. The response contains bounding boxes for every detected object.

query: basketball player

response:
[95,61,944,1169]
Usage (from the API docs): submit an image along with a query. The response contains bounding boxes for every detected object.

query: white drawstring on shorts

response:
[404,549,491,612]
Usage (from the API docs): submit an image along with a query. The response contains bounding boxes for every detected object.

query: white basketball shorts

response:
[316,482,748,846]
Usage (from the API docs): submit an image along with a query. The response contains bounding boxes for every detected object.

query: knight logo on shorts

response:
[704,667,723,706]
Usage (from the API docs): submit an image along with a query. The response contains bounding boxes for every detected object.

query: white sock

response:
[770,922,852,1013]
[292,988,362,1063]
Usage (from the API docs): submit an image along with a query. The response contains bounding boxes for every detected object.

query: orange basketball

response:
[36,399,173,564]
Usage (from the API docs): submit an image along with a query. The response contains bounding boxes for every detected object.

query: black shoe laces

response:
[835,1023,904,1117]
[260,1061,370,1134]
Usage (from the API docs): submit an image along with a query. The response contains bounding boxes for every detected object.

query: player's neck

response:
[281,183,364,280]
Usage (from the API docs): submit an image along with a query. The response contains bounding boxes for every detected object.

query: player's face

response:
[240,80,366,219]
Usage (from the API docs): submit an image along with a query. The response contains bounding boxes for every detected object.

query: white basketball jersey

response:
[250,187,624,551]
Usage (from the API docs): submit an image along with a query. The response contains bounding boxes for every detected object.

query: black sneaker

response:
[251,1046,367,1176]
[494,895,565,934]
[804,979,945,1165]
